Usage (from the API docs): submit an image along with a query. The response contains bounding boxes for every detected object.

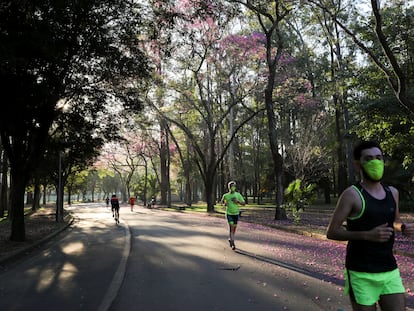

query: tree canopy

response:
[2,0,414,241]
[0,0,151,241]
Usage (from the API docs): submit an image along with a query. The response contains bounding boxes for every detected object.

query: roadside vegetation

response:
[1,1,414,243]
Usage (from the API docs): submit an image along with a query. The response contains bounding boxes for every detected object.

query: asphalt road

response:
[1,204,412,311]
[0,205,128,310]
[110,207,351,311]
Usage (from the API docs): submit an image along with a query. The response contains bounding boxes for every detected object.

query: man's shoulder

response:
[381,183,397,193]
[340,185,363,203]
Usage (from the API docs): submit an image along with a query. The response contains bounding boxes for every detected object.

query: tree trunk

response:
[0,151,8,218]
[205,176,215,212]
[275,205,287,220]
[67,185,72,205]
[143,157,148,207]
[32,179,41,211]
[9,169,27,241]
[265,74,287,220]
[166,130,171,208]
[56,183,64,222]
[42,183,47,205]
[185,170,192,206]
[274,156,287,220]
[259,2,287,221]
[228,105,235,179]
[335,102,347,194]
[160,119,168,206]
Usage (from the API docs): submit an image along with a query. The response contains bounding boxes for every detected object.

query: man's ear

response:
[354,160,361,171]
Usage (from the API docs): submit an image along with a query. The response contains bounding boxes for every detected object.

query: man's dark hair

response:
[353,140,383,160]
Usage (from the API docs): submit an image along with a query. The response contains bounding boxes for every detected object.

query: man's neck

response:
[360,179,385,198]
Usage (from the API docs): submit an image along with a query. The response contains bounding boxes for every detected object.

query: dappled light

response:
[128,207,414,309]
[0,205,412,310]
[1,0,414,309]
[62,242,85,255]
[117,207,354,310]
[36,267,56,292]
[0,206,126,310]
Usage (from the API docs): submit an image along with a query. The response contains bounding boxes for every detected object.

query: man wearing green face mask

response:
[327,141,414,311]
[221,181,245,250]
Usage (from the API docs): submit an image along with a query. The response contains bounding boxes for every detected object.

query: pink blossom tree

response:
[145,0,319,213]
[152,1,267,211]
[228,0,296,219]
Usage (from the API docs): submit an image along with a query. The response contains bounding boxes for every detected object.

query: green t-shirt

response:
[222,192,245,215]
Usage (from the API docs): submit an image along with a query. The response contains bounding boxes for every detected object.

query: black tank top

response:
[345,183,397,272]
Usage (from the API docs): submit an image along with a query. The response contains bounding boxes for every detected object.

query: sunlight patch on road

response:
[59,262,78,281]
[62,242,85,255]
[141,234,227,272]
[34,262,78,292]
[36,267,55,291]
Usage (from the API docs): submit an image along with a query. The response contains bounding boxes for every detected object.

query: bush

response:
[284,179,317,223]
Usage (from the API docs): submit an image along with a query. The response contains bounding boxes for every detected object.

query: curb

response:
[98,218,132,311]
[0,211,132,311]
[0,214,75,266]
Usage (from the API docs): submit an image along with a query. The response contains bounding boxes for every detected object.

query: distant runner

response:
[221,181,245,250]
[129,196,135,212]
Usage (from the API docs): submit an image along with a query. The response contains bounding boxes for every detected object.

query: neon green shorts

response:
[344,269,405,306]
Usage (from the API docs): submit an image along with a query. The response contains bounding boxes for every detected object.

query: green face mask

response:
[230,186,236,192]
[362,159,384,181]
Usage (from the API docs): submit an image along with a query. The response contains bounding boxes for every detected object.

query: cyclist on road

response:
[110,194,120,224]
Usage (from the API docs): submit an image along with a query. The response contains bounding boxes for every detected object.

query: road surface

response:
[1,204,413,310]
[110,206,351,311]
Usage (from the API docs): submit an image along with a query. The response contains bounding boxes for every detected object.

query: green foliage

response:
[284,179,317,223]
[1,0,151,240]
[348,0,414,195]
[349,93,414,189]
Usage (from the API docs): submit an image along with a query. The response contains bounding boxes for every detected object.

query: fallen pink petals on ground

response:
[238,207,414,307]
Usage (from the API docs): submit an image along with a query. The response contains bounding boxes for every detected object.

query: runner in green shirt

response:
[221,181,245,250]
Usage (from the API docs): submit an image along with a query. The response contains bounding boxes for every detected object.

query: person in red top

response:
[129,196,135,212]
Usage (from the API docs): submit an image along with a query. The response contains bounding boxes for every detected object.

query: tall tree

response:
[305,1,358,192]
[156,29,266,211]
[0,146,8,218]
[0,1,150,241]
[142,0,252,210]
[231,0,294,219]
[306,0,414,116]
